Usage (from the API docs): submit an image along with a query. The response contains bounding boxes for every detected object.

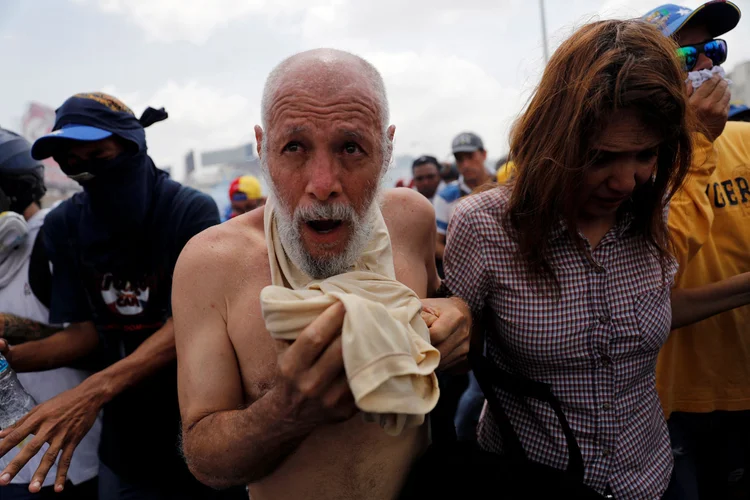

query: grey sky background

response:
[1,0,748,183]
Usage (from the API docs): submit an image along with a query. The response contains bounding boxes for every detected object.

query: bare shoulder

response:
[174,207,268,293]
[381,187,436,237]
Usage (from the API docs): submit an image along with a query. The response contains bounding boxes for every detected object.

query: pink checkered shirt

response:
[444,186,676,499]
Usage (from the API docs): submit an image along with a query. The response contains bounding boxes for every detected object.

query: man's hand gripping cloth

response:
[259,198,440,436]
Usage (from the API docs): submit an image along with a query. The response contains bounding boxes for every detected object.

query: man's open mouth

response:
[306,219,344,234]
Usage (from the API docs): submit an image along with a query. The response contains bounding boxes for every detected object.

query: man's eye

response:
[283,142,303,153]
[343,142,362,155]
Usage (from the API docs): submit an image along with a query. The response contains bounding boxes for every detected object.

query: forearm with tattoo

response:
[0,314,60,344]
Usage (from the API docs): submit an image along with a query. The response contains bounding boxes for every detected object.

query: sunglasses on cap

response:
[677,39,727,72]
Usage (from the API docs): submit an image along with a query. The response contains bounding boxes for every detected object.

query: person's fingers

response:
[274,339,292,356]
[321,373,356,417]
[434,319,469,355]
[685,81,694,98]
[430,310,466,348]
[719,87,732,109]
[0,415,35,454]
[28,440,62,493]
[54,442,78,493]
[298,336,346,398]
[420,309,439,328]
[440,341,470,369]
[711,79,730,104]
[0,434,46,484]
[282,302,345,374]
[693,74,720,99]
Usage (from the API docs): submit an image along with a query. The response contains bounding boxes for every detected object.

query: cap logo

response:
[454,134,473,146]
[644,8,671,29]
[73,92,134,115]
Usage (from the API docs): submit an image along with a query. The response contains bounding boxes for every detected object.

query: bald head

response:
[261,49,390,140]
[256,49,395,279]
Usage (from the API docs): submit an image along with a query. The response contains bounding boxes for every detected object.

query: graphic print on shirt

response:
[100,273,150,316]
[705,168,750,215]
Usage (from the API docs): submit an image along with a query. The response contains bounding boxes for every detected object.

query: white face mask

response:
[686,65,733,90]
[0,211,29,288]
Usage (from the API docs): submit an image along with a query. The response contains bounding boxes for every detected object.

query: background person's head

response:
[256,48,394,279]
[440,162,459,183]
[451,132,488,188]
[411,155,442,199]
[0,128,46,220]
[228,175,265,217]
[642,2,740,72]
[508,19,693,283]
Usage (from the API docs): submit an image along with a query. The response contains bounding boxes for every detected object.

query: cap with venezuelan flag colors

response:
[229,175,263,201]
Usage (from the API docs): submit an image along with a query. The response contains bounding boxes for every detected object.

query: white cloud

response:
[71,0,514,45]
[73,0,267,44]
[101,82,256,179]
[370,51,522,162]
[71,0,353,44]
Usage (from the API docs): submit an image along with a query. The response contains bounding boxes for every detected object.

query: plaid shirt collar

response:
[550,206,635,243]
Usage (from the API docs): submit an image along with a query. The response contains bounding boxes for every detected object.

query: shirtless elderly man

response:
[173,49,471,500]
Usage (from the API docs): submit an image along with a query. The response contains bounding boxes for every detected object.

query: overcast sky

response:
[1,0,748,182]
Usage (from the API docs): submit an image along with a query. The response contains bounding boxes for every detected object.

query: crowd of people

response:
[0,1,748,499]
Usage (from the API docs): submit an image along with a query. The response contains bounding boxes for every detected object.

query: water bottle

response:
[0,354,36,429]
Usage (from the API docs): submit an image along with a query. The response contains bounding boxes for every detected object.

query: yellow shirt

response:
[658,122,750,417]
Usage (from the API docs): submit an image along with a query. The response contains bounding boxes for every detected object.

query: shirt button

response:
[602,403,611,411]
[595,266,606,274]
[599,315,611,324]
[602,448,612,458]
[600,356,611,367]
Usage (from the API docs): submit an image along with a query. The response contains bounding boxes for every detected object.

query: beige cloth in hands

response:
[259,198,440,436]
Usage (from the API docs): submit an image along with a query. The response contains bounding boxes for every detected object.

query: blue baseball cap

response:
[31,125,112,160]
[729,103,750,121]
[642,1,741,38]
[30,92,137,161]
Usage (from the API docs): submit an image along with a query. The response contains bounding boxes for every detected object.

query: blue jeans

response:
[661,411,750,500]
[98,462,247,500]
[454,371,485,442]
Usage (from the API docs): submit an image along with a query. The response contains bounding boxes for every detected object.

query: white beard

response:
[271,188,380,280]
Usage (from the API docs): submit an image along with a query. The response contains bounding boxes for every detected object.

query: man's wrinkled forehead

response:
[269,89,380,140]
[267,63,382,125]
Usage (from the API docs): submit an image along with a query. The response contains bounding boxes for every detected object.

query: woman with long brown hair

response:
[444,19,750,498]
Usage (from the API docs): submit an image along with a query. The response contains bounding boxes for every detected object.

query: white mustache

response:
[294,203,357,224]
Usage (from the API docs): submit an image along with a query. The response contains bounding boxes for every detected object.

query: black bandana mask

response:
[47,101,168,235]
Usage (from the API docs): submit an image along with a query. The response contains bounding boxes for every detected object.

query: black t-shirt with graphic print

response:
[44,181,219,489]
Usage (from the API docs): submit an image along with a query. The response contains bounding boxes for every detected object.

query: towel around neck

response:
[260,197,440,436]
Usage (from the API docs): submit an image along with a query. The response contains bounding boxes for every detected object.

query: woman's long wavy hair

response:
[507,19,694,290]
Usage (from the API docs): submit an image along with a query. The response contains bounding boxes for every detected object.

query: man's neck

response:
[22,203,40,222]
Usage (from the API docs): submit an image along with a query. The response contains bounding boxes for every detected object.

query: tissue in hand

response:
[686,66,732,89]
